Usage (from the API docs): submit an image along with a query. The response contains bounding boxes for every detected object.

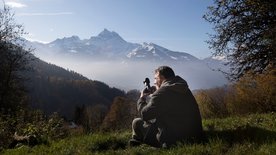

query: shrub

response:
[195,87,229,118]
[195,68,276,117]
[0,109,69,150]
[226,68,276,115]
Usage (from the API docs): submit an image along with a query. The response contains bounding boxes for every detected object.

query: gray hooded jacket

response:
[137,76,203,145]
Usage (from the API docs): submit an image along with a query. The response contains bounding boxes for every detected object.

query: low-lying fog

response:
[39,56,228,91]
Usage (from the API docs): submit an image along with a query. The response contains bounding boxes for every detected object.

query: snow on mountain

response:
[46,36,84,54]
[29,29,199,62]
[97,28,125,41]
[50,35,81,47]
[84,29,138,57]
[211,55,227,61]
[26,29,229,90]
[127,42,199,62]
[203,55,230,73]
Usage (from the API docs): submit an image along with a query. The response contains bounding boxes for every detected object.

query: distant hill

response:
[25,57,125,119]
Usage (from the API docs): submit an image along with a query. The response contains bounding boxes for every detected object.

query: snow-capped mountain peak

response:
[27,29,229,90]
[30,29,200,62]
[49,35,81,47]
[127,42,198,62]
[140,42,156,51]
[68,35,81,41]
[57,35,80,42]
[96,28,124,41]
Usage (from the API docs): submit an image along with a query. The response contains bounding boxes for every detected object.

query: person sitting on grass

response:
[129,66,204,148]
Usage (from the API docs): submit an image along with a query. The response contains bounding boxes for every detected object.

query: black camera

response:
[143,78,156,94]
[143,78,151,90]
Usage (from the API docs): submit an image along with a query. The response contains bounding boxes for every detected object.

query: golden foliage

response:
[227,69,276,114]
[195,68,276,118]
[101,97,137,131]
[195,87,228,118]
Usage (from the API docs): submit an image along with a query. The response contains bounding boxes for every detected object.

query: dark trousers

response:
[131,118,160,147]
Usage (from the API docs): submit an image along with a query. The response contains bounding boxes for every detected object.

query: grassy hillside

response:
[2,113,276,155]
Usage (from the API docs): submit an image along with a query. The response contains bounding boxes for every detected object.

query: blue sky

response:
[2,0,214,58]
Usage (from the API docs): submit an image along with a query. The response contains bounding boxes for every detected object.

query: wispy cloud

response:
[5,2,27,8]
[18,12,74,16]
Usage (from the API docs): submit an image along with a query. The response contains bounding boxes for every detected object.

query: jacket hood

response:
[160,76,189,94]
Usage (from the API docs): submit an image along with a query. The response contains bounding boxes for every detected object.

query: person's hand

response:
[140,86,156,98]
[140,88,150,98]
[149,86,157,93]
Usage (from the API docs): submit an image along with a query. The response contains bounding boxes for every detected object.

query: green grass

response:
[2,113,276,155]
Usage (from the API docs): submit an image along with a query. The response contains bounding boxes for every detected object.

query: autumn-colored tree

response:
[126,89,140,101]
[74,104,108,133]
[195,87,228,118]
[101,97,137,131]
[226,68,276,114]
[85,104,108,132]
[195,67,275,117]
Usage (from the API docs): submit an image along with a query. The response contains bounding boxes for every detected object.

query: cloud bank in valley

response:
[42,56,228,91]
